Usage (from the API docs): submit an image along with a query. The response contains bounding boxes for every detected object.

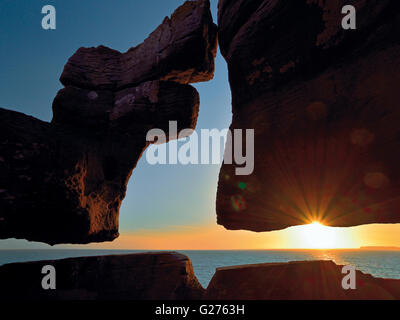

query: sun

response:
[295,222,338,249]
[281,221,360,249]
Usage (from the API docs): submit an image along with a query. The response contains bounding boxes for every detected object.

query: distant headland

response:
[360,246,400,251]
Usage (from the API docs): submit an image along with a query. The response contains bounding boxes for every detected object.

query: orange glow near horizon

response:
[71,222,400,251]
[287,222,353,249]
[293,222,338,249]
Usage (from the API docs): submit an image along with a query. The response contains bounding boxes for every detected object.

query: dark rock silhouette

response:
[0,0,217,245]
[205,260,400,300]
[216,0,400,231]
[0,252,204,300]
[1,253,399,300]
[60,0,217,90]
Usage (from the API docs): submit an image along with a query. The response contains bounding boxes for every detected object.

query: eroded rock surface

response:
[1,254,400,300]
[0,0,217,244]
[60,0,217,89]
[0,252,204,300]
[216,0,400,231]
[205,260,400,300]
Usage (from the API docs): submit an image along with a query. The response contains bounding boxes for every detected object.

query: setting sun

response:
[290,222,340,249]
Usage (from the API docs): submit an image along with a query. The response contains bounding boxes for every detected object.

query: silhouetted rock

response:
[0,0,217,245]
[216,0,400,231]
[0,252,204,300]
[0,81,198,245]
[60,0,217,90]
[2,254,400,300]
[204,260,400,300]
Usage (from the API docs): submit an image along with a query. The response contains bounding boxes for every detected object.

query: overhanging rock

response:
[216,0,400,231]
[0,0,217,245]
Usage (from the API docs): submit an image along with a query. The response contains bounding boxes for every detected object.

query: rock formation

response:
[216,0,400,231]
[0,252,204,300]
[0,0,217,244]
[204,260,400,300]
[1,253,399,300]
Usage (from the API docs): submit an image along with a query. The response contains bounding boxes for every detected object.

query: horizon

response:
[1,247,400,250]
[2,246,400,251]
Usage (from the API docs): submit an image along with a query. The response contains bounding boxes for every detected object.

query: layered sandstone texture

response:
[0,0,217,244]
[216,0,400,231]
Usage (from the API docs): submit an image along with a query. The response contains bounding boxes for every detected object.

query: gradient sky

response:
[1,0,400,250]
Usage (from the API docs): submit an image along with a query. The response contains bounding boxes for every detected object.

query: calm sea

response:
[0,249,399,288]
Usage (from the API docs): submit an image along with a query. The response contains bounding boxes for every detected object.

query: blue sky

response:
[0,0,233,248]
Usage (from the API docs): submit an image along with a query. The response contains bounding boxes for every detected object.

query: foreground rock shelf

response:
[0,253,399,300]
[0,0,217,245]
[0,252,204,300]
[205,260,400,300]
[216,0,400,231]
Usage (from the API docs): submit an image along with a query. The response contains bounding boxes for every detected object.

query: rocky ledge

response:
[216,0,400,231]
[0,252,204,300]
[0,0,217,245]
[1,253,399,300]
[205,260,400,300]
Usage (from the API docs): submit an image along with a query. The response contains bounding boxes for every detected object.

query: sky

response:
[1,0,400,250]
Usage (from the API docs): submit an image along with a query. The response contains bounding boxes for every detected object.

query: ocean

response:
[0,249,399,288]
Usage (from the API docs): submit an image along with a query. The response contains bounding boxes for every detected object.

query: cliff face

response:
[205,260,400,300]
[216,0,400,231]
[0,0,217,245]
[0,252,204,300]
